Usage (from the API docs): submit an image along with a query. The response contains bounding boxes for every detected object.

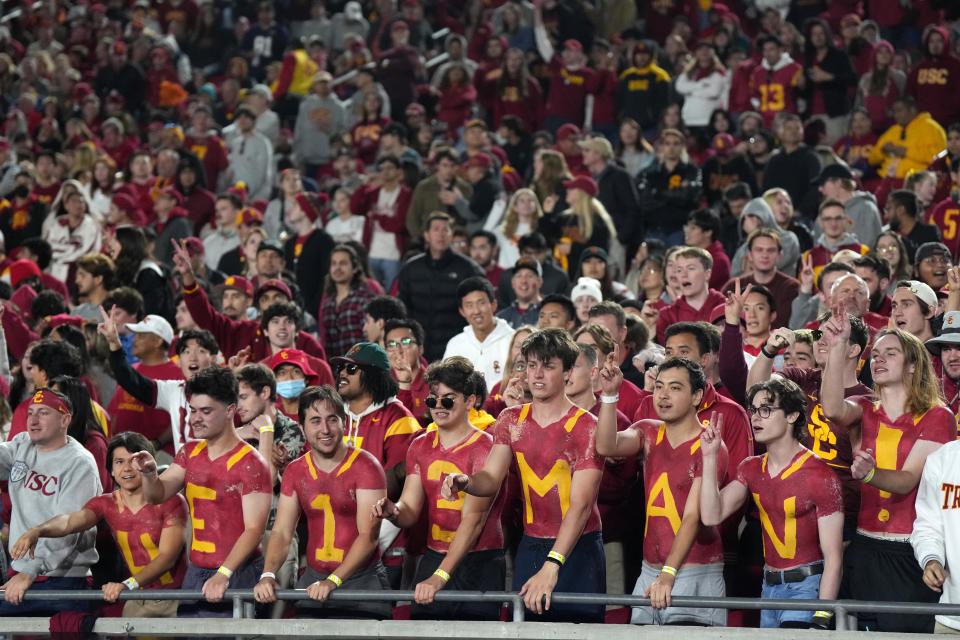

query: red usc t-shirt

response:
[634,420,726,566]
[85,491,188,588]
[545,58,596,124]
[344,400,421,470]
[737,449,843,570]
[174,439,271,568]
[280,447,386,574]
[406,427,504,554]
[108,360,183,453]
[492,404,603,539]
[854,397,954,535]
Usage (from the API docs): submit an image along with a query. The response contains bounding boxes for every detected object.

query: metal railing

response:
[13,588,960,631]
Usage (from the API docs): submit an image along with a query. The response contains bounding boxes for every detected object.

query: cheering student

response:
[596,352,728,626]
[254,386,390,618]
[373,357,505,620]
[442,328,606,622]
[130,367,272,617]
[13,432,187,618]
[821,308,954,633]
[700,378,843,629]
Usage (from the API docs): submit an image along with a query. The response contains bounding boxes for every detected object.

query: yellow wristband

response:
[217,566,233,579]
[547,550,566,565]
[433,568,451,583]
[258,425,275,434]
[814,610,834,619]
[863,467,876,484]
[326,573,343,587]
[660,565,678,577]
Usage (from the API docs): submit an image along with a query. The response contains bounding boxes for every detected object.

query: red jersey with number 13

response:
[406,427,504,553]
[492,404,603,539]
[85,491,188,588]
[854,397,954,535]
[174,439,272,568]
[634,420,727,566]
[281,447,386,574]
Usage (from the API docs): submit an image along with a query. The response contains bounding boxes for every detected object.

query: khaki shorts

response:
[122,598,179,617]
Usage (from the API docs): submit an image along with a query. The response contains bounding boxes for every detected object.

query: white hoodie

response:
[911,440,960,631]
[443,317,515,392]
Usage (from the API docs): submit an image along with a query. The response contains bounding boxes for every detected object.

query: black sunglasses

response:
[425,396,456,410]
[337,363,360,375]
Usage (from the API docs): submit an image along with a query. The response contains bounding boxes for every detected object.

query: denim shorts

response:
[760,571,821,628]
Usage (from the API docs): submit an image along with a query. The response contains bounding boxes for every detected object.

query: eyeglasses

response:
[385,337,418,350]
[425,396,456,410]
[922,255,951,265]
[337,363,360,375]
[876,245,899,254]
[746,405,782,419]
[512,361,527,372]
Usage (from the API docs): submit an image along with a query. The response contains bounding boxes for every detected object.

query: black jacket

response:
[284,228,335,316]
[803,47,857,118]
[636,161,703,233]
[701,155,759,206]
[596,162,640,245]
[762,145,822,221]
[397,250,485,362]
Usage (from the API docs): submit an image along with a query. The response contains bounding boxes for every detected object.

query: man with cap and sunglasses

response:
[332,342,421,585]
[0,388,102,613]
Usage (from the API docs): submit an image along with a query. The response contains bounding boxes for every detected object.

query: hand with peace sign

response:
[96,305,123,352]
[170,238,197,288]
[598,345,623,396]
[820,300,851,349]
[799,253,815,295]
[724,278,752,327]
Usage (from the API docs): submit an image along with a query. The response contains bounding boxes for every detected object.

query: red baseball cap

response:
[265,349,318,381]
[239,207,264,226]
[255,278,292,303]
[157,186,183,206]
[556,123,581,142]
[563,175,598,198]
[182,237,204,256]
[223,275,254,298]
[465,153,492,170]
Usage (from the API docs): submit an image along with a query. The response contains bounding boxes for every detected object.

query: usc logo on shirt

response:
[917,68,949,85]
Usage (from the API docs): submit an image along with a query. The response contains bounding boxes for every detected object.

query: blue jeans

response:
[760,571,821,628]
[0,576,92,617]
[370,258,401,291]
[513,531,605,623]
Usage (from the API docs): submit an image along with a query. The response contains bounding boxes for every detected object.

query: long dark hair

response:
[114,226,148,287]
[323,244,367,295]
[50,375,95,444]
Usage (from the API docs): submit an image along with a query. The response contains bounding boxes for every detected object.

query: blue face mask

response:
[276,378,306,399]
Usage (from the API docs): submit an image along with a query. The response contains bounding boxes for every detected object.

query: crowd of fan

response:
[4,0,960,633]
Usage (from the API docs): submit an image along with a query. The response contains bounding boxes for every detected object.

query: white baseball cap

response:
[900,280,938,309]
[126,315,174,345]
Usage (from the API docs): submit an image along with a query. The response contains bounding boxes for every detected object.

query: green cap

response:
[331,342,391,372]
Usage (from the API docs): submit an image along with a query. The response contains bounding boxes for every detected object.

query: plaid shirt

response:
[319,285,376,358]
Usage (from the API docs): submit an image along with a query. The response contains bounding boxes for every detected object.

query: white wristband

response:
[599,394,619,404]
[260,571,277,581]
[123,577,140,591]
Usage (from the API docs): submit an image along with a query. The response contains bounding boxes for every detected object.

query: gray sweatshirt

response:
[294,94,347,165]
[0,433,101,577]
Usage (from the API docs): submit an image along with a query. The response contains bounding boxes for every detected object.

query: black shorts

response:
[178,557,264,618]
[296,563,393,619]
[843,533,938,633]
[410,548,506,621]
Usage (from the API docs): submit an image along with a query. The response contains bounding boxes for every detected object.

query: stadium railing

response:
[9,588,960,632]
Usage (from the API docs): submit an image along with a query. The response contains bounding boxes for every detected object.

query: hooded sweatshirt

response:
[731,197,800,277]
[869,111,947,179]
[907,26,960,127]
[750,52,803,127]
[845,191,883,247]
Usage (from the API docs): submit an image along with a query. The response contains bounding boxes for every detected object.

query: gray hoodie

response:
[814,231,863,252]
[731,197,801,277]
[0,433,101,577]
[812,191,882,247]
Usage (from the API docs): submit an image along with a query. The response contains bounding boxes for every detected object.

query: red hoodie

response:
[907,26,960,127]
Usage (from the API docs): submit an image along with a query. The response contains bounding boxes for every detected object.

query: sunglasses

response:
[337,363,360,375]
[425,396,456,410]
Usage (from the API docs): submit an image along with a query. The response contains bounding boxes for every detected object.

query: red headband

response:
[31,389,71,414]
